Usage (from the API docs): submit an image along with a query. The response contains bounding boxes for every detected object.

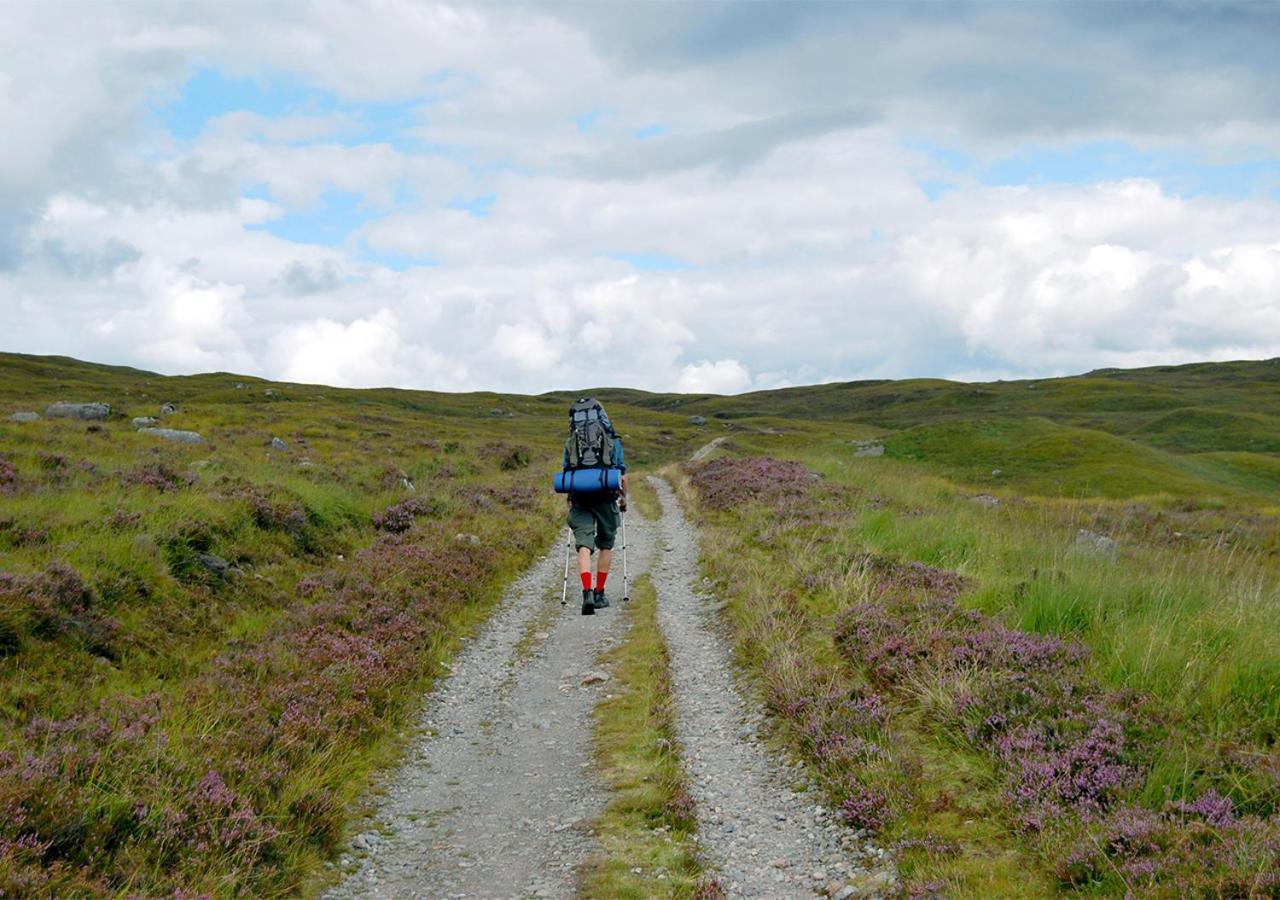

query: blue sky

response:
[3,2,1278,392]
[152,65,1280,268]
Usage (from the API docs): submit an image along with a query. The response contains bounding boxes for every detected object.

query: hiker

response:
[561,398,628,615]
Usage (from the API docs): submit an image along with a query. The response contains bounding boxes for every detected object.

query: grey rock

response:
[196,553,230,577]
[264,388,276,397]
[159,403,176,416]
[852,442,884,458]
[688,415,707,426]
[579,670,610,687]
[269,437,287,450]
[833,886,856,900]
[139,427,204,444]
[401,477,415,492]
[8,411,39,422]
[1074,528,1118,559]
[131,416,158,429]
[45,402,110,420]
[970,493,1000,508]
[991,468,1003,477]
[453,532,480,546]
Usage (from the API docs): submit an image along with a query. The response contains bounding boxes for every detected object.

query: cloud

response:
[270,308,408,387]
[0,1,1277,396]
[677,359,752,394]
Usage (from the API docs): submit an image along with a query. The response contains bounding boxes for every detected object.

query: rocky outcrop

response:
[45,402,110,420]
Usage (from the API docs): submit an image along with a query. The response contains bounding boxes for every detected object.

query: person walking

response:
[562,398,628,616]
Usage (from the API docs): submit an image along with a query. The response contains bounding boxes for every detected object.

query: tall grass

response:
[677,442,1280,895]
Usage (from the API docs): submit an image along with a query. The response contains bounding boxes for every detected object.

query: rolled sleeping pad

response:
[553,467,622,494]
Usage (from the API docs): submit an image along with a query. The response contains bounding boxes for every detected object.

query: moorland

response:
[1,351,1277,896]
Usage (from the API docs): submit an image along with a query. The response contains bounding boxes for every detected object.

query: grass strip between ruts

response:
[579,573,722,899]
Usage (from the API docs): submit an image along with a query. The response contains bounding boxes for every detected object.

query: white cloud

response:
[677,359,753,394]
[0,2,1277,395]
[270,308,409,388]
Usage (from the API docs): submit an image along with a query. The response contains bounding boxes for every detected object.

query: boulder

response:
[196,553,231,578]
[852,440,884,458]
[688,415,707,426]
[1074,528,1118,559]
[139,428,204,445]
[131,416,158,429]
[159,403,176,416]
[269,437,287,450]
[45,402,110,420]
[8,411,39,423]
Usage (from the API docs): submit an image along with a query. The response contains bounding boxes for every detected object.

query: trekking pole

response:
[621,511,629,602]
[560,528,572,607]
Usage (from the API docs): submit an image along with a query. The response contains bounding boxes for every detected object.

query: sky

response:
[1,1,1278,394]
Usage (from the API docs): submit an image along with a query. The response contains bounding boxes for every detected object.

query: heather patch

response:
[0,505,544,894]
[372,496,443,532]
[830,559,1280,890]
[687,455,816,511]
[680,445,1280,894]
[119,461,196,492]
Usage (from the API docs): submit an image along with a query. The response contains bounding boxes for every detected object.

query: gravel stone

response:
[325,513,660,899]
[324,459,889,899]
[647,477,890,897]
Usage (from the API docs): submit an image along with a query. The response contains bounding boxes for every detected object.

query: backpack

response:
[565,398,616,470]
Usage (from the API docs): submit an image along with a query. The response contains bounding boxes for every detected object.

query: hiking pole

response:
[621,510,629,602]
[560,528,572,607]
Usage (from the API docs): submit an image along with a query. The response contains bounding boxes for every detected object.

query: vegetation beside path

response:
[676,440,1280,896]
[4,350,1279,895]
[0,355,700,895]
[580,571,720,899]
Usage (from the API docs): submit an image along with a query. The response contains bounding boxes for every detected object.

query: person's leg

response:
[592,501,620,607]
[568,504,598,614]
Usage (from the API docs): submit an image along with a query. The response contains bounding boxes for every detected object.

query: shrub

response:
[688,456,816,510]
[372,497,440,533]
[119,462,195,492]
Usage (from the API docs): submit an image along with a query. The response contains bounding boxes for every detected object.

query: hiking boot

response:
[581,589,595,616]
[593,589,609,609]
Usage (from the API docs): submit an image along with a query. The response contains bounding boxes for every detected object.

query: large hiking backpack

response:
[565,398,615,470]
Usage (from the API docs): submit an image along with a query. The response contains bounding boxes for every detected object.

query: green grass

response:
[677,422,1280,893]
[4,349,1279,895]
[580,574,715,899]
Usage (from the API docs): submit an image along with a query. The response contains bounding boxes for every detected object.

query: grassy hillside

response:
[674,434,1280,895]
[2,351,1277,896]
[590,357,1280,463]
[0,353,698,895]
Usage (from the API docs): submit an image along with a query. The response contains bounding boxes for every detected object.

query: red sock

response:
[596,571,609,591]
[580,572,592,591]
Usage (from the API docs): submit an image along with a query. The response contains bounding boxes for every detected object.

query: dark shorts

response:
[568,496,620,551]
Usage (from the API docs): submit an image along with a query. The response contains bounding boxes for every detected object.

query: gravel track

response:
[325,466,891,898]
[648,477,894,898]
[325,510,660,899]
